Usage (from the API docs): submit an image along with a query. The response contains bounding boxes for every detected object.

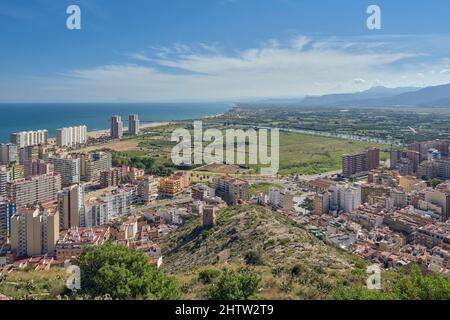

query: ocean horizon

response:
[0,102,231,142]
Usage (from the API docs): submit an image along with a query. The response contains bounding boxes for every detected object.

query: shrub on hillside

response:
[208,269,261,300]
[76,242,180,300]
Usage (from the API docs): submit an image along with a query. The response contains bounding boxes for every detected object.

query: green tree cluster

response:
[111,151,175,176]
[208,269,261,300]
[76,242,180,300]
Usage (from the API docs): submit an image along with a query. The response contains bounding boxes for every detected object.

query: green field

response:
[0,269,67,300]
[276,132,388,175]
[109,125,389,176]
[249,182,284,195]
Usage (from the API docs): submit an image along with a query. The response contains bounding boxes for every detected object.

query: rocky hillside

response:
[160,205,366,299]
[162,205,353,273]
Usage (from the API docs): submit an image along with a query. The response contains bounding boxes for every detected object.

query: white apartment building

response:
[82,151,112,182]
[84,187,134,227]
[85,199,110,227]
[329,183,362,213]
[48,155,80,187]
[6,173,62,207]
[108,188,135,217]
[10,130,48,148]
[137,175,159,204]
[0,166,11,197]
[56,125,87,147]
[268,187,294,211]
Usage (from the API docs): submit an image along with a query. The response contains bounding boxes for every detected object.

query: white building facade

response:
[56,125,87,147]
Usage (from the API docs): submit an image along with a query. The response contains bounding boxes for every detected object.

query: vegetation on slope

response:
[162,205,353,272]
[249,182,284,196]
[160,205,361,299]
[0,269,67,300]
[330,264,450,300]
[1,208,448,300]
[160,205,450,300]
[207,268,262,300]
[74,242,180,300]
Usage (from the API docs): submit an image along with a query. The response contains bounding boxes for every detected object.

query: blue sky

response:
[1,0,450,102]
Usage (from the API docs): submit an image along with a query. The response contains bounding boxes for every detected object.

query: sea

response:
[0,102,231,142]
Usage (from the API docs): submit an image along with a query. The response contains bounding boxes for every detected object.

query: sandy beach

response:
[65,121,172,153]
[87,121,170,139]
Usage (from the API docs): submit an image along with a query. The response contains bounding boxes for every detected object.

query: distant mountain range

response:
[247,83,450,107]
[299,83,450,107]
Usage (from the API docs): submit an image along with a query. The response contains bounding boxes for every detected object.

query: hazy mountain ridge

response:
[301,86,420,106]
[241,83,450,107]
[365,83,450,107]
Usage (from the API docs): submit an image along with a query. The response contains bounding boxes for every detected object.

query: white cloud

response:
[123,53,152,62]
[4,35,450,102]
[149,43,413,76]
[291,36,310,50]
[353,78,367,84]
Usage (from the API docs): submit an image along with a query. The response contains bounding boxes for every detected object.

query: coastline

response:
[84,111,226,140]
[0,102,231,142]
[87,121,171,139]
[46,121,171,144]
